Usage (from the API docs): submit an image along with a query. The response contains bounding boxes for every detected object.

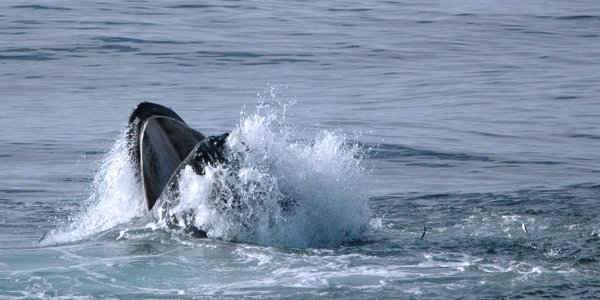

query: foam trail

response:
[167,103,372,248]
[40,129,145,245]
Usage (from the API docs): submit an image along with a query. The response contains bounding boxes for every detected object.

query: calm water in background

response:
[1,0,600,298]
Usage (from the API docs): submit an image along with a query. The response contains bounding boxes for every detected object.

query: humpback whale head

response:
[127,102,227,212]
[123,102,369,245]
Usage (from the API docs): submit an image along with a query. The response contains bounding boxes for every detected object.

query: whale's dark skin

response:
[127,102,228,214]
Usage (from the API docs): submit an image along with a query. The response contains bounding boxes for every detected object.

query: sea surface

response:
[1,0,600,298]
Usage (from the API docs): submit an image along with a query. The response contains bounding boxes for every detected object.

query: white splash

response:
[40,129,145,246]
[164,104,371,248]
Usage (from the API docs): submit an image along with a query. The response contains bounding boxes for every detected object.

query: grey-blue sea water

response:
[1,0,600,298]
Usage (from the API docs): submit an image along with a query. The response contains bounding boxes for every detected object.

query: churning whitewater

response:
[42,104,371,248]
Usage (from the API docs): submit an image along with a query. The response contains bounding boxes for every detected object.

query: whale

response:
[127,102,229,236]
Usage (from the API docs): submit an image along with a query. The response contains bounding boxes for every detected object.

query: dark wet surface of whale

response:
[127,102,227,212]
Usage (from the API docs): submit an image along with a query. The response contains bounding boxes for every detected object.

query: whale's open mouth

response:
[127,102,231,236]
[127,102,225,211]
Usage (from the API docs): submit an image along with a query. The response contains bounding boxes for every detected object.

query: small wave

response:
[367,142,493,162]
[11,5,71,11]
[0,189,47,194]
[555,15,600,21]
[93,36,186,45]
[0,54,57,61]
[568,134,600,140]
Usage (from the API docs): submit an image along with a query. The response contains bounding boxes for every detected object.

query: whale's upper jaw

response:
[127,102,204,164]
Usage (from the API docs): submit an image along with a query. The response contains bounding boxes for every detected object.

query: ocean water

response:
[1,0,600,298]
